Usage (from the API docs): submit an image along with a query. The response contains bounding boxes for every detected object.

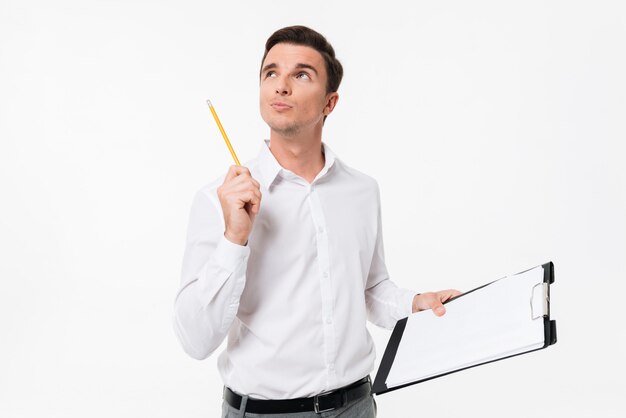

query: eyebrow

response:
[294,63,318,75]
[261,62,319,76]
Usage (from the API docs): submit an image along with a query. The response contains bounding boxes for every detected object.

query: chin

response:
[270,123,301,137]
[263,116,299,136]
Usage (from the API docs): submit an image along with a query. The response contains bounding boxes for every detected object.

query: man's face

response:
[259,43,338,137]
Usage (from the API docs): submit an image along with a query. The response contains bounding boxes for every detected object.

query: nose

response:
[275,77,291,96]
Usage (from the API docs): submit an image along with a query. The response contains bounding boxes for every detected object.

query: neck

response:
[268,127,325,184]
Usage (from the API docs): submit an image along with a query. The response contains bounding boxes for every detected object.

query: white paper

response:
[386,266,546,388]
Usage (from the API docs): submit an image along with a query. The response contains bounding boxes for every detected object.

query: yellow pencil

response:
[206,99,241,165]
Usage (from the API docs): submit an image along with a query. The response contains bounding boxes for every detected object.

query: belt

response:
[224,376,372,414]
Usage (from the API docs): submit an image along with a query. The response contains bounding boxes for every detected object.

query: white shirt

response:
[173,140,415,399]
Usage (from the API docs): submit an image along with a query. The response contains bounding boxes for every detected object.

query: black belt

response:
[224,376,372,414]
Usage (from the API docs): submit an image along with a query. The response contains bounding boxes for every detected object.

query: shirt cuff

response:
[401,290,417,318]
[213,234,251,273]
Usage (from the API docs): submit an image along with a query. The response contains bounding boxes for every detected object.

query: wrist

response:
[412,293,422,313]
[224,230,248,246]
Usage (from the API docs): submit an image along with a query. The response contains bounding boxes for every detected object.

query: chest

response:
[250,182,378,254]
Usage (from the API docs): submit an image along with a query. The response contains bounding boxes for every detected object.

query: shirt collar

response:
[256,140,338,188]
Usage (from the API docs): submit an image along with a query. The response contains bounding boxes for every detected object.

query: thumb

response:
[432,302,446,317]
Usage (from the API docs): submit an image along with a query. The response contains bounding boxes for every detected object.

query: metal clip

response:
[530,282,550,320]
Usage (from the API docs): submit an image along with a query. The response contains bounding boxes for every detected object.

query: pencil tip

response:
[206,99,212,107]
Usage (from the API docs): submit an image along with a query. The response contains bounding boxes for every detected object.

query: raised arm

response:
[172,166,261,359]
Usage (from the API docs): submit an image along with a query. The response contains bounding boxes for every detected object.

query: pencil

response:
[206,99,241,165]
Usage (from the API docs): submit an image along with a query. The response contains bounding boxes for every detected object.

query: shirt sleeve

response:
[364,184,416,329]
[172,189,250,360]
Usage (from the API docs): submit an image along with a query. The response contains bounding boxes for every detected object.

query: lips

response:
[270,101,293,111]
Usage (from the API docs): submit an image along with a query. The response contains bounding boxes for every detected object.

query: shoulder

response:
[334,158,380,193]
[330,159,382,208]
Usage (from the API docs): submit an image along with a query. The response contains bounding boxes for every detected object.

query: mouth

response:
[270,102,293,111]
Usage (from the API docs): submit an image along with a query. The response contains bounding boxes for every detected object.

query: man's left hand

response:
[412,289,462,316]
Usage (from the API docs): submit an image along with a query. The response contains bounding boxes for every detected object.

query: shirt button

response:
[322,272,329,278]
[325,317,332,324]
[317,226,324,234]
[329,363,335,371]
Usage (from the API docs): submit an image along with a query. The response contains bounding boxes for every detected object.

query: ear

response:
[323,92,339,116]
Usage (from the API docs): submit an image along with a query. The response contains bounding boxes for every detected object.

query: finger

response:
[432,302,446,317]
[419,293,444,315]
[226,175,256,190]
[226,182,263,202]
[249,190,262,213]
[221,186,261,213]
[241,190,262,211]
[224,165,239,181]
[419,293,446,316]
[224,165,251,182]
[440,289,462,302]
[245,199,261,215]
[222,177,260,196]
[433,290,463,316]
[439,292,454,303]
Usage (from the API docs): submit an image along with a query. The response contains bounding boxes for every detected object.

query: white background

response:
[1,1,624,417]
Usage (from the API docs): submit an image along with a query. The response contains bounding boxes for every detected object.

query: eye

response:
[265,70,277,78]
[296,72,311,80]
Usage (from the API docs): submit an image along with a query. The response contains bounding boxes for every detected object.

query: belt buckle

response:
[313,389,347,414]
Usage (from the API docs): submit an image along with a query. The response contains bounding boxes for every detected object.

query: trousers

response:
[220,391,377,418]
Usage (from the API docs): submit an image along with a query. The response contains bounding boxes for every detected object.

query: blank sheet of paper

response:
[386,266,546,388]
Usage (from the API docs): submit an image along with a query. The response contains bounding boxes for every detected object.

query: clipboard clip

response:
[530,282,550,320]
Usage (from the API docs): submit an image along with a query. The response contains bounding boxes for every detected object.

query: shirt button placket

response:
[308,185,336,385]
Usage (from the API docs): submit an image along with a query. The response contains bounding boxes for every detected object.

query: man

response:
[173,26,461,417]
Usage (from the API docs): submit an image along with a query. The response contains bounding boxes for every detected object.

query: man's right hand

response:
[217,165,262,246]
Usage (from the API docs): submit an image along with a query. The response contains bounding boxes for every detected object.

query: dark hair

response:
[260,25,343,94]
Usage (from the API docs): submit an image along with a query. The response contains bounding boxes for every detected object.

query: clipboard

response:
[372,262,557,395]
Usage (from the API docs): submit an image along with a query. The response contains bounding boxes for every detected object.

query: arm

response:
[172,166,261,359]
[364,184,415,329]
[364,184,462,328]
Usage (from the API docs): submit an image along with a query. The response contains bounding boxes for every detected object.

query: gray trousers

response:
[220,391,377,418]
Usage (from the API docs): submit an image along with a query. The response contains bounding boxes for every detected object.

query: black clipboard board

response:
[372,262,557,395]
